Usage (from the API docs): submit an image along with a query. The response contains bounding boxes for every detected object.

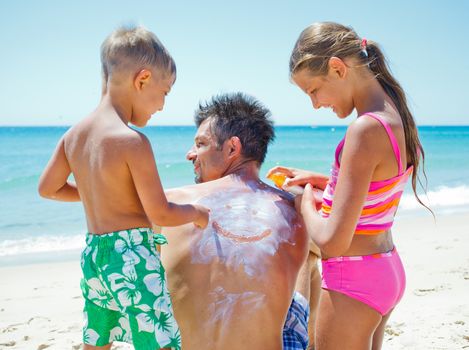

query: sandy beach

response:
[1,211,468,350]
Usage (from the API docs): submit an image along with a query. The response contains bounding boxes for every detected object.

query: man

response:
[160,93,311,349]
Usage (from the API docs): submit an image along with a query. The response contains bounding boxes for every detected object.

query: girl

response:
[268,22,428,349]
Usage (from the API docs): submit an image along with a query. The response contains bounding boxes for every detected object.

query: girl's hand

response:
[301,184,323,214]
[295,186,323,213]
[193,204,210,229]
[266,166,329,191]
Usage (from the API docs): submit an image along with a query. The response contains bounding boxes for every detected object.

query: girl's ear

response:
[328,57,347,79]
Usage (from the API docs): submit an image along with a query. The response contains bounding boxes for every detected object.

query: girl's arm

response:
[38,136,81,202]
[300,120,380,256]
[125,133,209,229]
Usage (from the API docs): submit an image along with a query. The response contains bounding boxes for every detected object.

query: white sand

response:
[383,212,469,349]
[0,212,468,349]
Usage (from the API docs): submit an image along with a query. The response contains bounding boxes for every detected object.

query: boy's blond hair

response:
[100,25,176,82]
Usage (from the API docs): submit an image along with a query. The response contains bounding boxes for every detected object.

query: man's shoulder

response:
[166,183,211,204]
[244,181,297,211]
[166,179,297,213]
[204,180,297,216]
[260,181,295,203]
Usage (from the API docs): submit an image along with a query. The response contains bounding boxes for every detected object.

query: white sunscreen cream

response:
[191,188,298,277]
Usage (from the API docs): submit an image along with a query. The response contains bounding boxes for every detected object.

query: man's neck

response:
[223,160,261,183]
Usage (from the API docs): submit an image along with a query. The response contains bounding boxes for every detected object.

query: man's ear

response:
[134,69,152,91]
[226,136,242,158]
[328,57,347,79]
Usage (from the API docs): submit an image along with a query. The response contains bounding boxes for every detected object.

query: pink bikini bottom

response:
[321,248,406,316]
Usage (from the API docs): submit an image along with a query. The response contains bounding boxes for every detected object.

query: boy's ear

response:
[328,57,347,79]
[226,136,242,159]
[134,69,152,91]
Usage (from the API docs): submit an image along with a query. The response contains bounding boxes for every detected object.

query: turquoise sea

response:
[1,126,468,263]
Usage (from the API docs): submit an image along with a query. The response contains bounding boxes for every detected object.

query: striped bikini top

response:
[320,113,413,235]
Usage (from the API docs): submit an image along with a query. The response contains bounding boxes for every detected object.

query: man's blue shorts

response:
[283,292,310,350]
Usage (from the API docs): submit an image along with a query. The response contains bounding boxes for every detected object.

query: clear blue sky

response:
[0,0,467,126]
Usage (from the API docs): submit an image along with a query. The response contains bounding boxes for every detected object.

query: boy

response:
[38,26,208,350]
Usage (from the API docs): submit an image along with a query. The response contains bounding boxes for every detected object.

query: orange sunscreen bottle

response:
[267,172,324,209]
[267,173,305,195]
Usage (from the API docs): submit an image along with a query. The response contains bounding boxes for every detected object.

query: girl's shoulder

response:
[345,112,389,145]
[342,112,403,167]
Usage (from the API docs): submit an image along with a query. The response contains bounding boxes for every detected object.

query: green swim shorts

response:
[80,227,181,349]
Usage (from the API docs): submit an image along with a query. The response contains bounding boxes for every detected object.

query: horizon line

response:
[1,124,468,127]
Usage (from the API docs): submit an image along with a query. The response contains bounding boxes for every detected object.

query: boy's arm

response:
[38,136,80,202]
[125,134,208,228]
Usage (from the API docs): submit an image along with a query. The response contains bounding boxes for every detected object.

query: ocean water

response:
[1,126,468,262]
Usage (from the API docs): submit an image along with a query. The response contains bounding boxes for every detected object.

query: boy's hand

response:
[193,204,210,229]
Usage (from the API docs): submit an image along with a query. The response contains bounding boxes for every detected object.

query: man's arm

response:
[38,136,80,201]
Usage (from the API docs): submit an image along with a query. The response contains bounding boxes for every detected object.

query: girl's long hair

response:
[290,22,431,212]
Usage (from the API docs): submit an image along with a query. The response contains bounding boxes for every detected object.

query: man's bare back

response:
[162,175,308,350]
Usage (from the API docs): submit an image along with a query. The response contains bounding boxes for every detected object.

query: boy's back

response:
[64,111,151,234]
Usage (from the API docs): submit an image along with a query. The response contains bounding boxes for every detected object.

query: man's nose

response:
[186,145,196,161]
